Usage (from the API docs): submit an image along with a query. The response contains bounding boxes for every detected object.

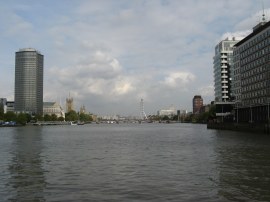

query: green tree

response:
[184,114,194,123]
[172,115,179,121]
[17,113,27,125]
[65,110,78,121]
[208,105,216,121]
[51,114,58,121]
[162,115,170,121]
[196,112,209,123]
[25,113,32,123]
[4,111,17,122]
[79,113,87,122]
[57,116,65,121]
[148,115,160,121]
[79,113,93,122]
[0,104,4,120]
[33,114,44,122]
[44,114,52,121]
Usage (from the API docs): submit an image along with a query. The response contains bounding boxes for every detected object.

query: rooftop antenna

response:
[262,0,266,23]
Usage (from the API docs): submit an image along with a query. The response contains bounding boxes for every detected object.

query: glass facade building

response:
[233,21,270,123]
[213,37,242,102]
[14,48,44,115]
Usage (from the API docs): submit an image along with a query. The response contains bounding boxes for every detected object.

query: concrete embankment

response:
[207,123,270,134]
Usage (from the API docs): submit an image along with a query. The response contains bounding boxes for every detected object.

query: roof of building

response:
[17,48,42,54]
[43,102,57,107]
[193,95,202,99]
[234,20,270,47]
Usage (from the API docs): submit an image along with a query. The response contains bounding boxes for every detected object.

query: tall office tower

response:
[213,37,242,102]
[233,17,270,123]
[14,48,44,115]
[193,95,203,114]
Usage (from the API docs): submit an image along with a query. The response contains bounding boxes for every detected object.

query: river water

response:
[0,123,270,202]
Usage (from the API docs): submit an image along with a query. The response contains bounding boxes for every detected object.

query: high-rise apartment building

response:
[213,37,242,102]
[14,48,44,115]
[193,95,203,114]
[233,19,270,123]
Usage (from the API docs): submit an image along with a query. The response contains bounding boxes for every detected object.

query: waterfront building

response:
[80,105,86,114]
[233,18,270,123]
[179,109,187,116]
[6,101,15,112]
[101,115,120,120]
[157,106,177,117]
[43,102,65,119]
[0,98,7,113]
[215,102,235,123]
[213,37,243,102]
[14,48,43,115]
[66,94,74,113]
[200,104,211,113]
[193,95,203,114]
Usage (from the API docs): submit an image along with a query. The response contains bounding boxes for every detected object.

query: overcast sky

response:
[0,0,269,116]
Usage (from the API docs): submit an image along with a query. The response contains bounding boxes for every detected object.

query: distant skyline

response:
[0,0,269,116]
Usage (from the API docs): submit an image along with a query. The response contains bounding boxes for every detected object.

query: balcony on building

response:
[221,55,227,59]
[221,70,228,74]
[221,75,228,79]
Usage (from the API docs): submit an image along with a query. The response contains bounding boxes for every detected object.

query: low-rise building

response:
[43,102,65,119]
[157,106,177,117]
[6,101,15,112]
[0,98,7,113]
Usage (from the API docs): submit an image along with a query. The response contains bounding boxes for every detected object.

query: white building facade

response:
[157,106,177,117]
[213,37,243,102]
[0,98,7,113]
[43,102,65,119]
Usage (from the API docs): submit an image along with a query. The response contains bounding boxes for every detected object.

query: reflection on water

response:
[215,132,270,202]
[7,127,46,201]
[1,124,270,201]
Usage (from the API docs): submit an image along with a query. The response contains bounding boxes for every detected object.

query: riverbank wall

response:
[207,123,270,134]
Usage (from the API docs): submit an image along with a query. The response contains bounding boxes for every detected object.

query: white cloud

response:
[113,78,135,95]
[0,11,32,37]
[45,49,134,101]
[198,85,214,97]
[163,71,196,88]
[221,30,251,41]
[1,0,270,114]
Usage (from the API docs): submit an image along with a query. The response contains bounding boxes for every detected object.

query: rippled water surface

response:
[0,123,270,201]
